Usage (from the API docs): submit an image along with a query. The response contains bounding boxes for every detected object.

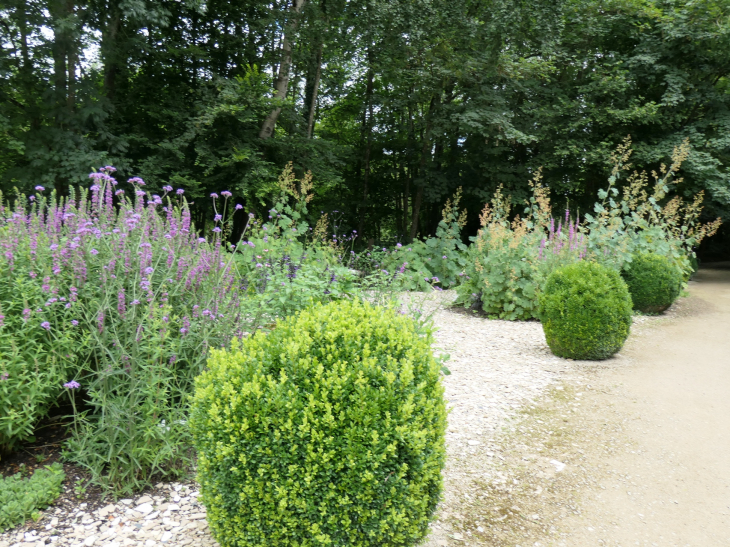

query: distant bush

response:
[0,463,65,531]
[622,253,682,314]
[539,262,632,360]
[374,188,469,291]
[190,299,447,547]
[457,140,720,320]
[456,173,585,320]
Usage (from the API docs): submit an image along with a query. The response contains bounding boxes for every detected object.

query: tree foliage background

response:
[2,0,729,257]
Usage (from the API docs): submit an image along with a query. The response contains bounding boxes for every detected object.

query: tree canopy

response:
[1,0,729,256]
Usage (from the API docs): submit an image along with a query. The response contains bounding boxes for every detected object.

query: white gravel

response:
[0,482,215,547]
[1,292,593,547]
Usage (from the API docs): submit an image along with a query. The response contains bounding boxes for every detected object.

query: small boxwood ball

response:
[622,252,683,313]
[539,261,632,360]
[189,299,447,547]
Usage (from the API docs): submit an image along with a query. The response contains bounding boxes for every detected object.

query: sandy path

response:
[553,265,730,546]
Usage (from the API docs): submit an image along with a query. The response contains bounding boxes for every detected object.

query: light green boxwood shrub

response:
[189,300,447,547]
[539,261,632,360]
[622,252,683,313]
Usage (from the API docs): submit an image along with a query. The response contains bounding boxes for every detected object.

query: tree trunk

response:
[67,46,76,111]
[102,7,121,101]
[409,185,423,242]
[50,2,68,109]
[409,93,439,242]
[259,0,307,139]
[403,163,411,238]
[357,55,375,236]
[304,42,323,138]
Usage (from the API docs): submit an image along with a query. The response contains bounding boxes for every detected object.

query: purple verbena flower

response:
[64,380,81,389]
[40,321,51,330]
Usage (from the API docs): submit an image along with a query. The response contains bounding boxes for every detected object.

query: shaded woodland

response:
[1,0,729,255]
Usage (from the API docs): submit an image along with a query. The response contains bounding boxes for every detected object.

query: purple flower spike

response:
[64,380,81,389]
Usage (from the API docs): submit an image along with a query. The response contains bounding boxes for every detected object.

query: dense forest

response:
[1,0,729,256]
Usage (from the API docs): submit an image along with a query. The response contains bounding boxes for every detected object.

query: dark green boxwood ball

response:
[189,299,447,547]
[622,252,682,313]
[539,261,632,360]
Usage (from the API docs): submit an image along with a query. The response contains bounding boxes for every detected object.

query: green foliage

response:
[4,0,730,254]
[233,164,399,315]
[376,189,469,291]
[0,463,65,531]
[456,177,584,320]
[539,261,633,360]
[583,138,721,277]
[190,299,447,547]
[457,139,720,320]
[0,268,81,455]
[622,253,683,314]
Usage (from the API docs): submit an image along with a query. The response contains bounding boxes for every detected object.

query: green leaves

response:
[190,300,447,547]
[539,261,632,360]
[0,463,65,531]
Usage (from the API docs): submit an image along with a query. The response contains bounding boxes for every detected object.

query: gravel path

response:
[0,292,616,547]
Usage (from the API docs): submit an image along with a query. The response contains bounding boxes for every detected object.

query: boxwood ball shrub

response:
[539,261,632,360]
[622,253,683,313]
[190,299,447,547]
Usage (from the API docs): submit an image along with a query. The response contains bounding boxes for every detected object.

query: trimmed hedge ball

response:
[539,261,632,360]
[622,252,683,313]
[189,299,447,547]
